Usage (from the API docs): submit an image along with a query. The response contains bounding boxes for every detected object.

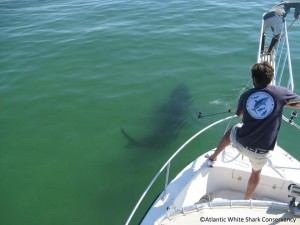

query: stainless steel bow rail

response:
[258,16,300,130]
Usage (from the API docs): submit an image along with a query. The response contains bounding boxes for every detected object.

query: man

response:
[261,1,300,54]
[209,62,300,200]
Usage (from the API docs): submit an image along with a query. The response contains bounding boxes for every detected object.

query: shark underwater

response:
[121,83,193,149]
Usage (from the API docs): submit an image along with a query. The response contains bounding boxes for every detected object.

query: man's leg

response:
[267,34,280,54]
[244,169,262,200]
[209,128,232,161]
[261,32,266,53]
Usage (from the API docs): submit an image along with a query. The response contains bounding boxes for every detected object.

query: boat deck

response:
[154,151,300,225]
[142,145,300,225]
[202,145,300,203]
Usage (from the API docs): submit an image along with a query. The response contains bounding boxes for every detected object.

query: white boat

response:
[125,17,300,225]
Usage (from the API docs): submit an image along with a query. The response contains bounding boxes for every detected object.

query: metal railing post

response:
[163,162,171,199]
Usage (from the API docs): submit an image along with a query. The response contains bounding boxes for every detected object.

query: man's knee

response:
[251,169,262,176]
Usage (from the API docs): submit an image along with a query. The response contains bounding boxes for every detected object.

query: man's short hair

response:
[251,61,274,85]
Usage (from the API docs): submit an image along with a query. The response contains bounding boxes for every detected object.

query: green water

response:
[1,1,300,224]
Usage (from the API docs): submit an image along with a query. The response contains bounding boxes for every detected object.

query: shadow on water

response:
[120,83,193,149]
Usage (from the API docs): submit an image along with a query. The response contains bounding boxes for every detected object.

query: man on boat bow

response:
[209,62,300,200]
[261,1,300,54]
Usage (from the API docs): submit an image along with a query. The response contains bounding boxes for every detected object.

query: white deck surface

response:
[141,145,300,225]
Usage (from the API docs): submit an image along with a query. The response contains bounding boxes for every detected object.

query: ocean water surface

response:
[1,1,300,224]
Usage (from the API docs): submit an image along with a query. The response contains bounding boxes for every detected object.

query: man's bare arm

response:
[285,100,300,109]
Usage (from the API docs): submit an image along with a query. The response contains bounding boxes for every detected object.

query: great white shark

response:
[120,83,193,148]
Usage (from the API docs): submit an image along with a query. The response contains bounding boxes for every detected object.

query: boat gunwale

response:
[156,199,291,224]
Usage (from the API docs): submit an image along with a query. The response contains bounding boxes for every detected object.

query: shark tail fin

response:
[120,128,139,147]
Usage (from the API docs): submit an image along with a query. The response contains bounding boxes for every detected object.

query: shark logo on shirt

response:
[252,97,269,113]
[246,92,274,119]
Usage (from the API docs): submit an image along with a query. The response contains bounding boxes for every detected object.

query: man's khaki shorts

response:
[263,15,283,36]
[230,124,272,171]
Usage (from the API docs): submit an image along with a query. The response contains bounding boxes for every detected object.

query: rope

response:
[280,18,298,39]
[287,18,298,29]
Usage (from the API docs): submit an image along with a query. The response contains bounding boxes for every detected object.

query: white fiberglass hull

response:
[141,145,300,224]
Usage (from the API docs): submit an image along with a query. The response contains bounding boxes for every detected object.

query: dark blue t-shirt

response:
[264,2,300,19]
[236,85,300,150]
